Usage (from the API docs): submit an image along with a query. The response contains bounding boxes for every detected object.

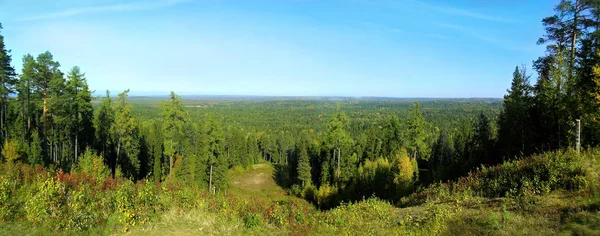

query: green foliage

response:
[4,2,600,232]
[244,212,262,228]
[113,89,140,178]
[66,184,97,231]
[297,138,312,186]
[357,157,392,198]
[498,65,533,159]
[27,130,43,165]
[161,91,187,177]
[2,139,19,163]
[75,148,110,183]
[66,66,95,162]
[407,102,431,161]
[25,176,66,225]
[94,90,114,161]
[0,177,13,220]
[403,149,592,206]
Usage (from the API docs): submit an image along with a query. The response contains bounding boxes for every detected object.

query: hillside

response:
[123,149,600,235]
[0,149,598,235]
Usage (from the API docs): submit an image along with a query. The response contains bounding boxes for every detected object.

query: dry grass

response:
[231,164,279,192]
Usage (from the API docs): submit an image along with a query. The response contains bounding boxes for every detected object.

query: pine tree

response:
[207,119,227,192]
[0,23,17,142]
[66,66,94,163]
[94,91,114,168]
[28,130,42,165]
[15,54,38,146]
[471,113,493,166]
[2,139,19,162]
[112,89,139,178]
[326,112,351,185]
[146,119,163,181]
[46,61,69,167]
[160,91,187,176]
[406,102,430,161]
[382,114,403,158]
[297,136,312,186]
[497,65,533,159]
[34,51,60,156]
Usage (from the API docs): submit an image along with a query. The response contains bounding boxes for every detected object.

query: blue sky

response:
[1,0,557,97]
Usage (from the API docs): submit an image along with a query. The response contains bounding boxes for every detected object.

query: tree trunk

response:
[1,100,4,142]
[571,0,578,73]
[75,135,78,164]
[27,90,30,131]
[337,146,341,179]
[43,82,47,143]
[337,136,341,179]
[115,137,121,178]
[285,146,288,164]
[209,164,213,194]
[50,135,53,163]
[3,102,7,139]
[169,138,173,176]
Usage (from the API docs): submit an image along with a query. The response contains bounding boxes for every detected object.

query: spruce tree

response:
[297,136,312,186]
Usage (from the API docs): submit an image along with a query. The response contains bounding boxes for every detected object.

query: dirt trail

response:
[231,164,279,192]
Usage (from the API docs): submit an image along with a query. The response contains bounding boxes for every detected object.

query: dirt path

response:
[231,163,279,192]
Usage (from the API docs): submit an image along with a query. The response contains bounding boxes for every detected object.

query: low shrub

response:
[403,149,592,206]
[25,176,66,226]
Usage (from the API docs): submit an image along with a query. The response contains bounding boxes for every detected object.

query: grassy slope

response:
[129,150,600,235]
[127,163,307,235]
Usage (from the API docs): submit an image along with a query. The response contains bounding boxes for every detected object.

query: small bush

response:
[244,212,262,228]
[25,177,66,226]
[66,184,98,231]
[114,180,136,232]
[74,149,110,183]
[301,184,316,201]
[0,178,13,220]
[2,140,20,163]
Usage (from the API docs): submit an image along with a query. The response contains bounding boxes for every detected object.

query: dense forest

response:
[1,0,600,234]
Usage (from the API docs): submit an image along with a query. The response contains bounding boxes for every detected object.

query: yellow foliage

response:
[392,151,416,195]
[316,184,336,207]
[2,140,20,163]
[394,155,414,185]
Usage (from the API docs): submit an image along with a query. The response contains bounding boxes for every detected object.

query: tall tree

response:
[0,23,17,142]
[326,112,351,185]
[471,113,494,166]
[94,91,114,167]
[15,54,38,145]
[297,136,312,186]
[112,89,139,178]
[207,119,227,192]
[497,65,533,159]
[382,114,403,158]
[429,128,454,181]
[66,66,94,163]
[161,91,187,176]
[406,102,430,161]
[34,51,60,153]
[46,63,68,167]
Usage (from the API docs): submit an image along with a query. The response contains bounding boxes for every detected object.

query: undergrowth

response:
[0,149,599,235]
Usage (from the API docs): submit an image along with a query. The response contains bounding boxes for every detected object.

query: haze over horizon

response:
[1,0,555,98]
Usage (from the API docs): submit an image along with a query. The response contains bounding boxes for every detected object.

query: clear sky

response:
[1,0,557,97]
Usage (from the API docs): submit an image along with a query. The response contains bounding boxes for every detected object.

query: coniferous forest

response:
[2,0,600,235]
